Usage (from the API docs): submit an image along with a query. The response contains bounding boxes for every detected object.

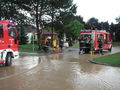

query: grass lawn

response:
[19,42,79,53]
[92,52,120,66]
[19,44,42,53]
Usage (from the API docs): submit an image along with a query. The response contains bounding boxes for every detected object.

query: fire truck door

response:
[0,23,5,49]
[104,34,109,49]
[8,24,18,51]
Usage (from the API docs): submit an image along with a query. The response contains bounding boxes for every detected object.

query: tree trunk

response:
[35,3,42,50]
[35,0,44,50]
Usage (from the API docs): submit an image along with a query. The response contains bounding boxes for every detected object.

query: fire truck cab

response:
[0,20,19,66]
[79,30,112,53]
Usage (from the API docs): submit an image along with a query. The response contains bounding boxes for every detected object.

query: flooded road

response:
[0,46,120,90]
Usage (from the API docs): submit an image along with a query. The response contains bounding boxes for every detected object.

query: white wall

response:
[27,33,33,44]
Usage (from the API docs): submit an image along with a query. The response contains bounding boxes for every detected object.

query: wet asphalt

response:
[0,46,120,90]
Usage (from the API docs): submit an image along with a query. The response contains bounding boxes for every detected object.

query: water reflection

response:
[48,53,64,60]
[0,55,41,80]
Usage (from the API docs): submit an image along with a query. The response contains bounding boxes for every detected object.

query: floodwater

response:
[0,46,120,90]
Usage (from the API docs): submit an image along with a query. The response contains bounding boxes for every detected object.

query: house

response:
[24,25,37,44]
[25,25,57,44]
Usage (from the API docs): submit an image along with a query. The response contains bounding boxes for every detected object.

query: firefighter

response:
[98,39,104,55]
[59,39,64,51]
[79,36,85,54]
[43,37,51,52]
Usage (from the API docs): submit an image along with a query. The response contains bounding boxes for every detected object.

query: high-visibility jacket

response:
[53,39,57,47]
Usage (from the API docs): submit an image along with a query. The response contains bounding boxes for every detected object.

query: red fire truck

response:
[0,20,19,66]
[79,30,112,53]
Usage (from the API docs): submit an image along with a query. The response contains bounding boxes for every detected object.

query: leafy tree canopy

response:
[65,19,84,40]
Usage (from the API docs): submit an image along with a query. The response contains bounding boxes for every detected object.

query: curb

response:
[89,51,120,66]
[89,59,109,66]
[88,59,120,67]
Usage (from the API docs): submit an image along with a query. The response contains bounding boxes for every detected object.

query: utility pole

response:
[51,0,54,47]
[32,31,35,52]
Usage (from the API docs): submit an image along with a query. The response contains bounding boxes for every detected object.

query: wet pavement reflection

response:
[0,46,120,90]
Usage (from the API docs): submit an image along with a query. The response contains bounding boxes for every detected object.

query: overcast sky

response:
[73,0,120,23]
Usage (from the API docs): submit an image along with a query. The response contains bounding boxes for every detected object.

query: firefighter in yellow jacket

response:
[53,39,57,48]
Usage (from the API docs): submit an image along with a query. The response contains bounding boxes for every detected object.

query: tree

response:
[100,21,109,30]
[17,0,77,49]
[86,17,99,29]
[65,19,84,40]
[112,16,120,42]
[18,25,28,44]
[110,23,116,41]
[0,0,30,24]
[47,3,77,38]
[0,0,78,48]
[116,17,120,24]
[75,15,85,25]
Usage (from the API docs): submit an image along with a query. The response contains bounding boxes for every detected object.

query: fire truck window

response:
[8,25,16,37]
[0,24,3,38]
[98,34,103,39]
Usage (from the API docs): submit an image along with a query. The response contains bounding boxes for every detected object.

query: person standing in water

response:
[98,39,104,55]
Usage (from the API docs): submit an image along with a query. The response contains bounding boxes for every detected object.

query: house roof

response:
[24,25,57,35]
[24,25,36,33]
[42,30,57,35]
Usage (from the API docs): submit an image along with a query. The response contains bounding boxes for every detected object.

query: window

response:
[0,24,3,38]
[8,24,16,37]
[97,34,104,39]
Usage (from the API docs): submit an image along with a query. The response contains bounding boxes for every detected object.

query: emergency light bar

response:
[4,20,15,24]
[9,20,15,23]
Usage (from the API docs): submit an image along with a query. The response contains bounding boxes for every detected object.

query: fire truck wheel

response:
[5,53,12,66]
